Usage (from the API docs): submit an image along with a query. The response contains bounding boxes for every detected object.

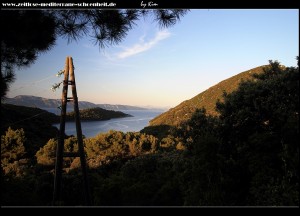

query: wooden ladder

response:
[53,56,91,206]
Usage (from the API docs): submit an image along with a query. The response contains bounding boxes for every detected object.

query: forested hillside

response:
[149,66,266,126]
[1,104,59,157]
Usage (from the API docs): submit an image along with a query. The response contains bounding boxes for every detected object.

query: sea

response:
[45,108,164,138]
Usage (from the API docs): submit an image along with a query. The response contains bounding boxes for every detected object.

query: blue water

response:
[49,109,163,138]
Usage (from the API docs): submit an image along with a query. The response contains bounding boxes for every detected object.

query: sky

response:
[7,9,299,108]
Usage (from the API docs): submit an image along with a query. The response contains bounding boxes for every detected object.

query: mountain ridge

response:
[149,65,267,127]
[4,95,147,111]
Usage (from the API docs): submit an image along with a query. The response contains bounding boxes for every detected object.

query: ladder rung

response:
[63,152,80,157]
[67,81,74,85]
[67,97,73,102]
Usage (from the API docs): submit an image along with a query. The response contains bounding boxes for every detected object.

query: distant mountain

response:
[4,95,147,111]
[97,104,147,111]
[141,105,170,111]
[149,65,266,127]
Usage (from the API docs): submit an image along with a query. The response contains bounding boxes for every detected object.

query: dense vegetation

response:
[66,107,132,121]
[1,104,59,157]
[1,60,298,206]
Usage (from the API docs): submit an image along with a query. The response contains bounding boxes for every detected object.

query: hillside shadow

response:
[141,125,176,140]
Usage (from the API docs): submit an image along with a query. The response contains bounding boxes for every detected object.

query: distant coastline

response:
[4,95,149,111]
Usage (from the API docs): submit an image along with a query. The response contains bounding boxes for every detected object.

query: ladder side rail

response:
[69,57,92,205]
[53,56,70,205]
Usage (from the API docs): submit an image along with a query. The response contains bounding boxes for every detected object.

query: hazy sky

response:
[8,9,299,108]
